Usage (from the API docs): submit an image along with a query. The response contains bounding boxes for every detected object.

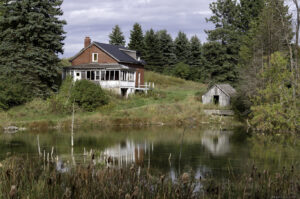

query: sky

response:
[60,0,215,58]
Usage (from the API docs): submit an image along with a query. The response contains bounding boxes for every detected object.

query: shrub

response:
[173,62,191,80]
[194,91,203,102]
[48,76,74,114]
[0,76,32,110]
[71,80,108,111]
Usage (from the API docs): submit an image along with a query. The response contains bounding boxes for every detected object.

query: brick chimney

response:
[84,36,91,48]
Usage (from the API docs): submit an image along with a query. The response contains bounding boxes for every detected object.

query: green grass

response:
[0,71,240,129]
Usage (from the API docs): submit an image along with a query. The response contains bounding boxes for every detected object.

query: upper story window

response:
[92,53,98,62]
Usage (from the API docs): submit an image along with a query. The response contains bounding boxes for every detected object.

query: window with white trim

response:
[96,71,100,80]
[92,53,98,62]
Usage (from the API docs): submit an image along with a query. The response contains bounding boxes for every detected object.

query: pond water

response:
[0,126,299,178]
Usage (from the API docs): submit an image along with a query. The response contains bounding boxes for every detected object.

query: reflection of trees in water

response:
[0,127,252,179]
[201,130,232,156]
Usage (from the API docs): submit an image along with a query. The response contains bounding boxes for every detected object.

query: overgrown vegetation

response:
[71,80,109,112]
[1,156,299,199]
[0,71,240,130]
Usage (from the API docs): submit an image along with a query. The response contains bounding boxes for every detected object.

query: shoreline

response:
[1,113,241,133]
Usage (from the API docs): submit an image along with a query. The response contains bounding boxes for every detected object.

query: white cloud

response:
[60,0,214,57]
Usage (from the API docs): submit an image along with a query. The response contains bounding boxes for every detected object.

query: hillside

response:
[0,71,239,130]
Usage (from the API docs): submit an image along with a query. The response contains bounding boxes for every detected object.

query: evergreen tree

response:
[239,0,264,32]
[189,35,203,81]
[202,42,238,83]
[189,35,202,67]
[143,29,163,72]
[205,0,241,83]
[157,30,177,68]
[0,0,66,107]
[128,23,144,54]
[174,31,190,64]
[109,25,126,46]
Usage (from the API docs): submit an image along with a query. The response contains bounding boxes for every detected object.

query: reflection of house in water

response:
[201,130,232,156]
[103,140,152,166]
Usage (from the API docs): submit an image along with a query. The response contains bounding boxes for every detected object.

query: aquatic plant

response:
[0,156,299,199]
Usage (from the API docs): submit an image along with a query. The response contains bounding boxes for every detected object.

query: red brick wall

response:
[71,45,118,66]
[71,44,145,88]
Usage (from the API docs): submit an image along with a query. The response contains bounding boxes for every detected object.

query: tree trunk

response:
[293,0,299,82]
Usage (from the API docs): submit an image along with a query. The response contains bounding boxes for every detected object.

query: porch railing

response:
[137,82,155,90]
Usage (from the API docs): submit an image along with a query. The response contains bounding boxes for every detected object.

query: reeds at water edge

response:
[0,156,299,199]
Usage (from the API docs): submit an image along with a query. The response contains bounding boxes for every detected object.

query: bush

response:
[0,76,32,110]
[71,80,109,111]
[172,62,191,79]
[194,91,203,102]
[48,76,74,114]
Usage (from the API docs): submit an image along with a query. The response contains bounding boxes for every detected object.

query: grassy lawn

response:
[0,71,239,129]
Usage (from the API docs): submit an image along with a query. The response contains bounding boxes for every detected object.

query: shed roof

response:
[215,84,236,97]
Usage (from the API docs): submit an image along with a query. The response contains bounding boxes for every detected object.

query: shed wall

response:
[202,86,230,107]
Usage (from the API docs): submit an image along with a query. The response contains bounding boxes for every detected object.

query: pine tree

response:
[0,0,66,107]
[157,30,177,68]
[109,25,126,46]
[143,29,163,72]
[205,0,241,83]
[128,23,144,54]
[174,31,190,64]
[188,35,203,81]
[239,0,264,32]
[189,35,202,67]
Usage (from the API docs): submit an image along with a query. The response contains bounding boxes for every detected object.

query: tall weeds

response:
[0,156,299,199]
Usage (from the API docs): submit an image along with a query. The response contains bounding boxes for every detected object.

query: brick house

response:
[63,37,150,97]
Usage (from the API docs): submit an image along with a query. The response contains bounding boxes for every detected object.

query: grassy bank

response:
[0,71,240,130]
[1,156,299,199]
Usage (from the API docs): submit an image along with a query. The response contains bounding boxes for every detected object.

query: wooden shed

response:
[202,84,236,107]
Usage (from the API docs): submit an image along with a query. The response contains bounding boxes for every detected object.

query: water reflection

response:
[103,140,150,167]
[1,126,299,178]
[201,130,232,156]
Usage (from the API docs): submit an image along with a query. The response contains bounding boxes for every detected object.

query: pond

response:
[0,126,299,178]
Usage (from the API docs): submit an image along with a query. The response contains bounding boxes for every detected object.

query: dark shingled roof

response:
[63,63,135,70]
[216,84,236,96]
[70,42,146,65]
[94,42,144,65]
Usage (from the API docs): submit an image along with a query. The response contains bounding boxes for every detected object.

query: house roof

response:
[63,63,136,70]
[215,84,236,97]
[70,42,145,65]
